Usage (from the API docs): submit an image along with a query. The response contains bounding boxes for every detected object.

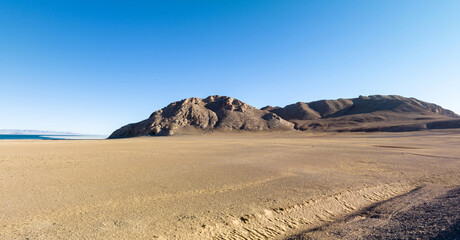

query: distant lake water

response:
[0,135,107,140]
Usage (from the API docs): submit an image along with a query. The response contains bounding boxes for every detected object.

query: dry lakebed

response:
[1,130,460,239]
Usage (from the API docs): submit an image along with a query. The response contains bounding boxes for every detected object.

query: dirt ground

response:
[1,130,460,239]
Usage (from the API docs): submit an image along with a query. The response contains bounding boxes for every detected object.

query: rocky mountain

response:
[262,95,459,132]
[109,95,460,138]
[109,96,294,138]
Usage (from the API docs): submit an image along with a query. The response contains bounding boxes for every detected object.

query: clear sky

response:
[1,0,459,135]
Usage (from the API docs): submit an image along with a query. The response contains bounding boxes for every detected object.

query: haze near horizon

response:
[1,0,459,134]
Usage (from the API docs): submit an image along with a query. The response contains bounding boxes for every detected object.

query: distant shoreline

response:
[0,134,107,140]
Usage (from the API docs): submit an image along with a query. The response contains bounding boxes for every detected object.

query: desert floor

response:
[1,130,460,239]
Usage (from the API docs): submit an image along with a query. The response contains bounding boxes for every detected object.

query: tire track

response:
[192,182,414,240]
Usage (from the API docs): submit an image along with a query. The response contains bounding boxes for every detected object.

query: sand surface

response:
[1,130,460,239]
[287,184,460,239]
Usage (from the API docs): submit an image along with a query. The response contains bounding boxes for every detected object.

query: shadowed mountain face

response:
[109,96,294,138]
[262,95,459,132]
[109,95,459,138]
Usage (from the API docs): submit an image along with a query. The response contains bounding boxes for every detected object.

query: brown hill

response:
[108,96,294,138]
[109,95,460,138]
[262,95,459,132]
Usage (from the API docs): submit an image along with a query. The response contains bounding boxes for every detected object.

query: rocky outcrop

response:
[109,95,460,138]
[109,96,294,138]
[262,95,459,132]
[264,95,458,121]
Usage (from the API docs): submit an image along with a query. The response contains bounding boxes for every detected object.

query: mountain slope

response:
[263,95,459,132]
[109,96,294,138]
[109,95,460,138]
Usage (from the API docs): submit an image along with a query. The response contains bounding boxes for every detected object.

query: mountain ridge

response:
[109,95,460,139]
[109,95,294,139]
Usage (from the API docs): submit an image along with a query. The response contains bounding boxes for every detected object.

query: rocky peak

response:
[109,94,459,139]
[109,95,294,138]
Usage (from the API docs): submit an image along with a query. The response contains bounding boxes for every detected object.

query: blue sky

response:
[1,0,459,135]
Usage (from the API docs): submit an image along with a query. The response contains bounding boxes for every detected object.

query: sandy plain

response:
[1,130,460,239]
